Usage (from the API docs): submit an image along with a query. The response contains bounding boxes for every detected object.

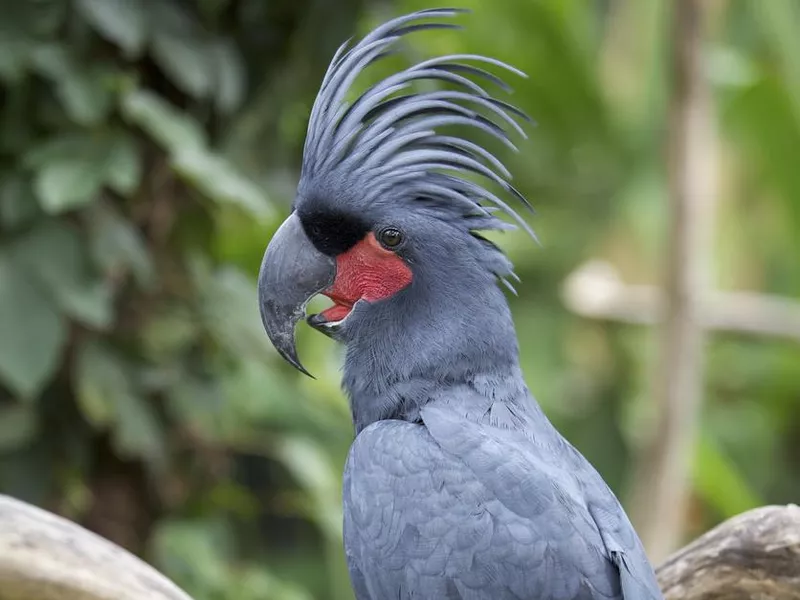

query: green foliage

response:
[0,0,347,598]
[0,249,67,398]
[0,1,798,599]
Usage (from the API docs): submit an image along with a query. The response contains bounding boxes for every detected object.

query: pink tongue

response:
[320,304,351,323]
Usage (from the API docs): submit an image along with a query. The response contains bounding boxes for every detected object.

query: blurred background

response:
[0,0,799,598]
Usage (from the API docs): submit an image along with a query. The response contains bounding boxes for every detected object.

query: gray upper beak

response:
[257,212,335,376]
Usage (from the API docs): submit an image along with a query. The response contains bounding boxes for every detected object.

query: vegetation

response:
[0,1,798,599]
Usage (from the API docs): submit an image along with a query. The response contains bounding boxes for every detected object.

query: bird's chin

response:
[306,300,360,338]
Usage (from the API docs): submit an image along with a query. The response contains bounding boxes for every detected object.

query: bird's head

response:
[258,8,534,377]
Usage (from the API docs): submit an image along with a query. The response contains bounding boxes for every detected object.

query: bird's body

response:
[343,377,655,599]
[257,8,663,599]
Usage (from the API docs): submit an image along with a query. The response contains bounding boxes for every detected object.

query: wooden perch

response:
[656,504,800,599]
[0,494,194,600]
[0,494,798,599]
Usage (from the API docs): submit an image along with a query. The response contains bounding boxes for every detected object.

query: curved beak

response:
[257,212,335,376]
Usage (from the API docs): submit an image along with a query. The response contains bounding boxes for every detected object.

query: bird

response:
[257,7,664,600]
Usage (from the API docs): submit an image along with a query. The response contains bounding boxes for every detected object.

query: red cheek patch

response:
[320,233,412,322]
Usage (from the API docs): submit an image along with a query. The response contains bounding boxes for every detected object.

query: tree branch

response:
[0,495,193,600]
[1,495,799,599]
[562,260,800,343]
[655,504,800,600]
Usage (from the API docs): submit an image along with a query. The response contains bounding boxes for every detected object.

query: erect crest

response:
[298,8,535,240]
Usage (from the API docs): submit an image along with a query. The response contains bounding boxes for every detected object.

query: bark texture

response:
[0,495,192,600]
[1,495,798,599]
[656,504,800,600]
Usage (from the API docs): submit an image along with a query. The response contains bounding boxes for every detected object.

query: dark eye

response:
[378,227,403,249]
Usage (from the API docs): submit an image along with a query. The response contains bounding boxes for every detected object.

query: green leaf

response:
[0,81,35,154]
[0,445,54,506]
[112,380,165,466]
[274,436,343,541]
[0,172,40,229]
[105,133,142,196]
[693,434,762,519]
[30,45,114,125]
[0,5,49,80]
[3,1,67,38]
[227,568,313,600]
[210,39,246,114]
[121,89,206,153]
[55,66,114,125]
[150,518,231,595]
[27,131,141,213]
[0,37,34,83]
[140,308,199,361]
[727,79,800,236]
[197,264,274,360]
[150,3,214,99]
[119,88,269,216]
[26,133,106,213]
[220,359,296,427]
[74,340,125,428]
[74,341,165,465]
[753,1,800,123]
[198,0,232,21]
[23,134,97,169]
[0,254,67,399]
[87,204,155,288]
[33,158,105,213]
[120,89,269,216]
[10,221,87,294]
[57,281,114,329]
[10,220,114,329]
[76,0,147,56]
[152,517,313,600]
[166,376,226,440]
[151,33,215,99]
[0,403,38,451]
[173,149,271,218]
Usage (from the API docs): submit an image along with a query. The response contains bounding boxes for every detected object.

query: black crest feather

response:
[298,8,535,241]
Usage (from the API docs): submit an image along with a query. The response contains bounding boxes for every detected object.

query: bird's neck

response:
[342,280,526,433]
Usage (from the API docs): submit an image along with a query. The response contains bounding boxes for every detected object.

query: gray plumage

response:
[264,7,664,600]
[344,377,661,599]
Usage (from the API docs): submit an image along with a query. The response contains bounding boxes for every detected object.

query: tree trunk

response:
[627,0,718,562]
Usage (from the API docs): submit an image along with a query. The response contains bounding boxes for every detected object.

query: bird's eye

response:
[378,227,403,249]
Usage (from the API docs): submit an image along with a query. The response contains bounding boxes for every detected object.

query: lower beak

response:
[257,212,335,376]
